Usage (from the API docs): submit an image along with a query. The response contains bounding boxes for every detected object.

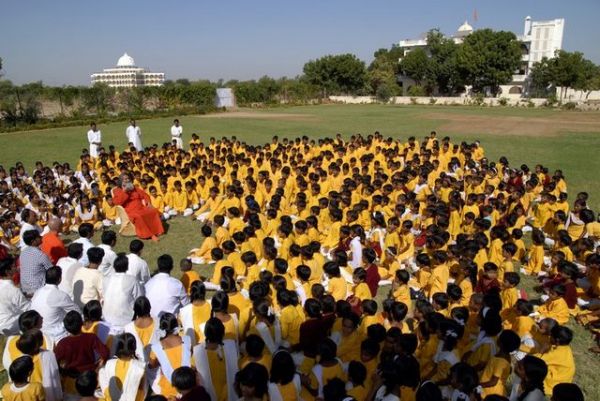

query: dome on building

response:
[457,20,473,33]
[117,53,136,67]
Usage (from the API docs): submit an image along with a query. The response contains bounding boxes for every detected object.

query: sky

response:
[1,0,599,86]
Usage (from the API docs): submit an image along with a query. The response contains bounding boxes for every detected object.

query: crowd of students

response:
[0,130,597,401]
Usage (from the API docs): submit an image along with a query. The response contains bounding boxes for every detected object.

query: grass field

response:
[1,104,600,398]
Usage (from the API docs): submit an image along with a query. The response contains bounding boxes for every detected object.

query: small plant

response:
[498,97,509,106]
[527,100,535,108]
[561,102,577,110]
[429,97,437,105]
[470,93,485,106]
[410,97,418,105]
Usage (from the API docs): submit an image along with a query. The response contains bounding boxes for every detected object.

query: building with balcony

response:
[397,17,565,96]
[90,53,165,88]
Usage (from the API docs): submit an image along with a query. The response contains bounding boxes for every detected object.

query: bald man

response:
[41,217,67,264]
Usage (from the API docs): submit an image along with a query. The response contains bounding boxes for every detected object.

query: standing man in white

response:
[170,118,183,149]
[126,119,143,151]
[87,122,102,158]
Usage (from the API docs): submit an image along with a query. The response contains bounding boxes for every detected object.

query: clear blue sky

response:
[1,0,599,86]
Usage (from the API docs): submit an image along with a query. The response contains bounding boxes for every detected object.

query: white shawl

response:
[255,320,282,354]
[123,318,160,362]
[99,358,146,401]
[193,341,239,401]
[268,374,302,401]
[151,335,192,391]
[40,350,63,401]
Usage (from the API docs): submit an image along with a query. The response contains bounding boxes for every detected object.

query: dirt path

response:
[423,111,600,136]
[196,110,317,122]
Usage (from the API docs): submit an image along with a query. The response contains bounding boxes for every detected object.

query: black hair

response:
[172,366,197,392]
[159,313,179,336]
[83,300,102,322]
[190,281,206,302]
[497,330,521,354]
[76,370,98,397]
[45,266,62,285]
[114,254,129,273]
[204,317,225,344]
[87,247,105,264]
[318,338,338,362]
[101,230,117,246]
[64,310,83,335]
[245,334,265,358]
[8,355,34,383]
[552,383,584,401]
[133,296,152,319]
[270,350,296,385]
[518,355,548,401]
[78,223,94,238]
[235,362,269,398]
[157,254,174,273]
[323,377,347,401]
[550,325,573,345]
[129,239,144,254]
[211,291,230,313]
[114,332,137,359]
[68,242,84,259]
[348,360,367,386]
[416,381,442,401]
[18,310,42,332]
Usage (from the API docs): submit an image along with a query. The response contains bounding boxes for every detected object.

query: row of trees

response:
[399,29,523,96]
[2,28,600,129]
[529,50,600,100]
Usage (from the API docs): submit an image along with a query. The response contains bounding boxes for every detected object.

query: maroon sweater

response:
[54,333,109,376]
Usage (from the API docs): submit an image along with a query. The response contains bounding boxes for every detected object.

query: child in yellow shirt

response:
[189,225,216,264]
[179,258,200,295]
[1,356,45,401]
[391,269,411,311]
[522,229,545,276]
[325,261,348,302]
[101,194,118,227]
[537,284,569,325]
[479,330,521,398]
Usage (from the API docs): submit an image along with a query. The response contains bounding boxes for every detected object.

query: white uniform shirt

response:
[98,244,117,276]
[73,237,94,266]
[31,284,80,342]
[102,273,144,330]
[72,267,103,308]
[0,279,31,336]
[19,222,42,249]
[87,129,102,158]
[145,272,189,317]
[56,256,83,299]
[170,125,183,149]
[349,236,363,269]
[126,125,143,151]
[126,253,151,285]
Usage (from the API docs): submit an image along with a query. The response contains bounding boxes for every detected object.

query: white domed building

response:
[91,53,165,88]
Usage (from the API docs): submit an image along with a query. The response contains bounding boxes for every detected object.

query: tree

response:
[455,29,522,95]
[303,54,368,97]
[368,46,401,98]
[0,57,3,77]
[82,83,114,115]
[424,29,463,95]
[399,48,429,86]
[529,51,598,100]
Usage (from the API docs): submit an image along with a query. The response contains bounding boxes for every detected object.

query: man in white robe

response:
[125,119,143,151]
[126,239,151,285]
[31,267,80,342]
[98,230,118,276]
[0,257,30,336]
[102,254,144,332]
[87,122,102,158]
[170,119,183,149]
[56,243,84,299]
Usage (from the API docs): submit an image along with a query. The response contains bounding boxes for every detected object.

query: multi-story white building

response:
[398,17,565,96]
[91,53,165,88]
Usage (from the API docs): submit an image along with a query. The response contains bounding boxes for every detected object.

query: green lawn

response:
[1,104,600,397]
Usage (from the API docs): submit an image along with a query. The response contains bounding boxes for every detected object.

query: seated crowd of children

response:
[1,131,598,401]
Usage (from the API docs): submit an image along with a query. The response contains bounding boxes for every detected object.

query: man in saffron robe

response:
[112,173,164,241]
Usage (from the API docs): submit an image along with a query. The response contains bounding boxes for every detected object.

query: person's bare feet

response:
[151,235,160,242]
